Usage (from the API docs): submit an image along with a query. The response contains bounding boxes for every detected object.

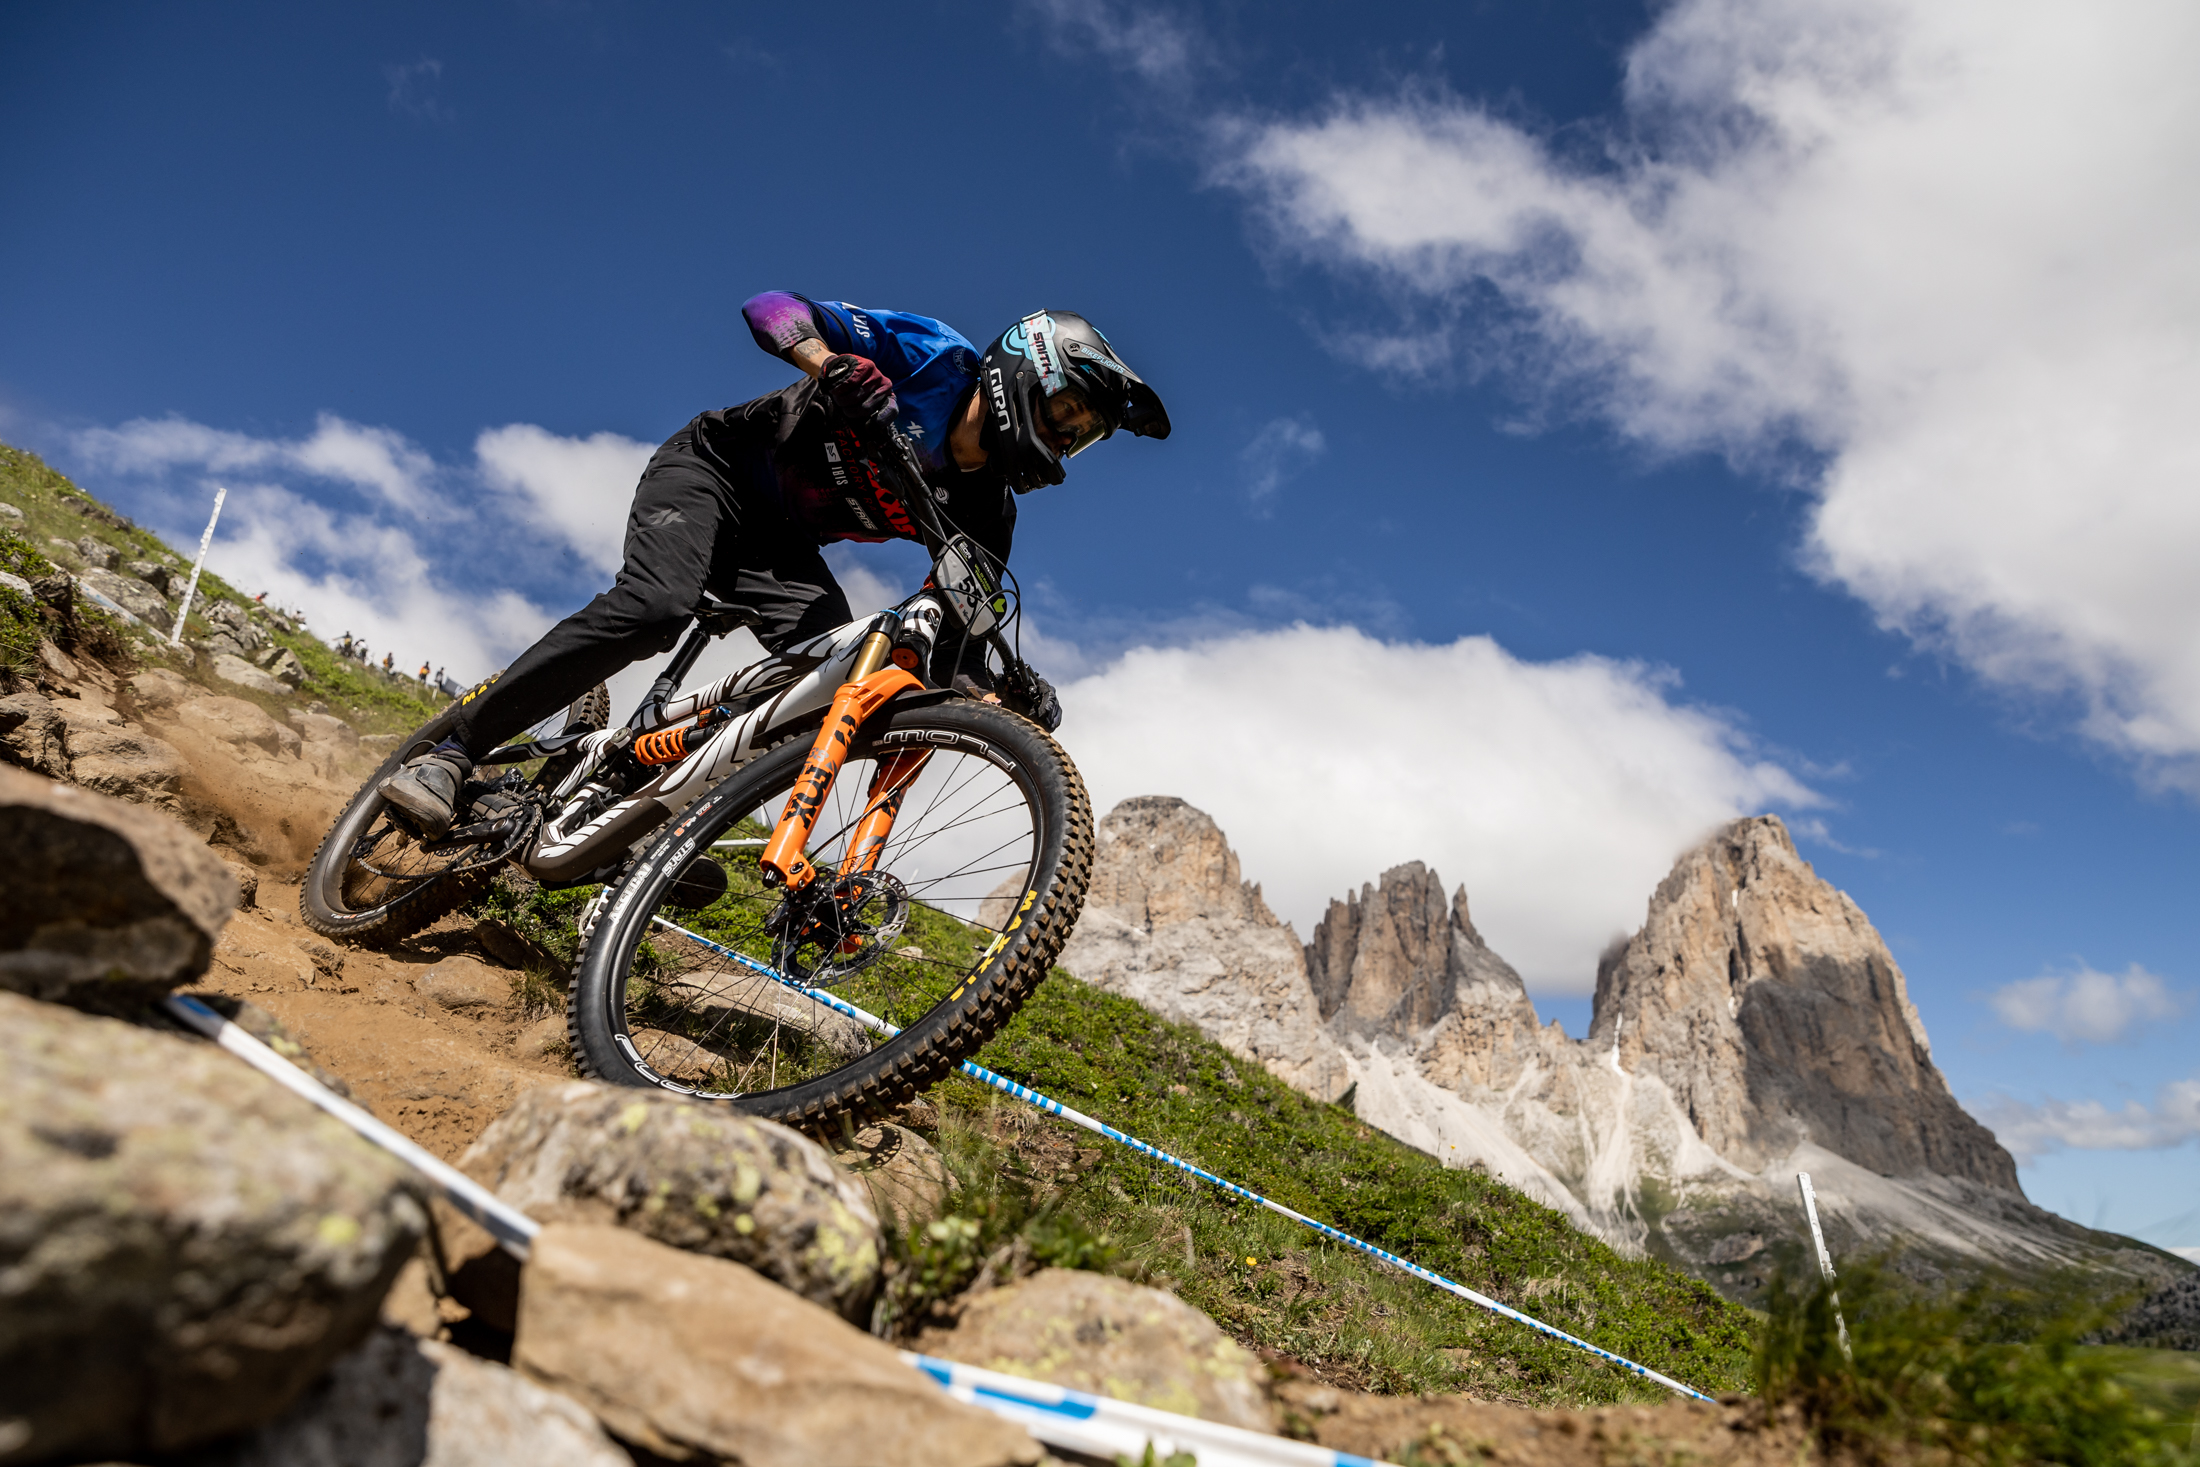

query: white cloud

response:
[80,412,442,515]
[1978,1079,2200,1163]
[1061,622,1817,990]
[475,423,655,578]
[1239,415,1325,514]
[1989,964,2187,1046]
[1027,0,1198,86]
[75,414,653,684]
[385,58,452,123]
[1224,0,2200,787]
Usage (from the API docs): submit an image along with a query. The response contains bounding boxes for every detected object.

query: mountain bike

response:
[298,426,1093,1131]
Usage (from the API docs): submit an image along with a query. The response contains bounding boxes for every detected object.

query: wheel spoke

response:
[572,708,1077,1117]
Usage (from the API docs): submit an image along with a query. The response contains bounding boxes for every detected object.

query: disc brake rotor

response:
[771,870,910,985]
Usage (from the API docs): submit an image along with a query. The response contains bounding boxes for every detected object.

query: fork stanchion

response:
[653,918,1718,1403]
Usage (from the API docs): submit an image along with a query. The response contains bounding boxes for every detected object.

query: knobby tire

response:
[567,698,1093,1134]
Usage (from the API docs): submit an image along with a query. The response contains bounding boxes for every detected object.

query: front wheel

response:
[567,698,1093,1131]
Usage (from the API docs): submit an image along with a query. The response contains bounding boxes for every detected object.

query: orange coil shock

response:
[633,705,728,766]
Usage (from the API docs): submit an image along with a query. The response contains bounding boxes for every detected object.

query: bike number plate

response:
[932,536,1007,639]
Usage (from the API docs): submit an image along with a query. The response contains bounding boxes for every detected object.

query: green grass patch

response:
[277,627,446,734]
[921,972,1758,1406]
[1758,1256,2198,1464]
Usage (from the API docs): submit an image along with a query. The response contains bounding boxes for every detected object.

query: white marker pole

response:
[1797,1172,1852,1360]
[168,485,226,647]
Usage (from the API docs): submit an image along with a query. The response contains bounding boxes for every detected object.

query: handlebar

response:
[816,365,1046,711]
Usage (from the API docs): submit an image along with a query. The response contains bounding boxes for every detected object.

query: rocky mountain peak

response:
[1305,863,1534,1040]
[1591,815,2017,1190]
[1087,795,1280,931]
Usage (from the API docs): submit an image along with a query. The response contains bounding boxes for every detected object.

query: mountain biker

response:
[379,292,1171,839]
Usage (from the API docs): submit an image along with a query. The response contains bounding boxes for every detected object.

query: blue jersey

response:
[801,299,983,479]
[709,292,1016,560]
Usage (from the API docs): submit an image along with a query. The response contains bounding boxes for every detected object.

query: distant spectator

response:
[418,662,430,683]
[253,591,266,603]
[337,632,354,659]
[382,652,394,673]
[434,665,446,686]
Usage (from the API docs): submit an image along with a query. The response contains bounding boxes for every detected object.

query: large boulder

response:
[79,565,169,624]
[125,560,172,596]
[828,1121,956,1233]
[0,991,426,1462]
[0,691,69,779]
[515,1223,1040,1467]
[172,692,302,760]
[0,765,235,1009]
[916,1268,1276,1432]
[211,652,288,697]
[440,1083,883,1330]
[55,706,188,812]
[209,1326,631,1467]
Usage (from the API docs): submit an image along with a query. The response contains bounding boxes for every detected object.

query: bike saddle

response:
[693,593,761,637]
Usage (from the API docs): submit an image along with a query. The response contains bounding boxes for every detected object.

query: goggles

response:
[1037,384,1112,459]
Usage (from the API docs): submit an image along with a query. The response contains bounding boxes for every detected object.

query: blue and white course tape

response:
[657,917,1717,1403]
[907,1352,1385,1467]
[167,991,1396,1465]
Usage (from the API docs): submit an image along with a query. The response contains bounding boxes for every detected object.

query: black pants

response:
[448,431,851,757]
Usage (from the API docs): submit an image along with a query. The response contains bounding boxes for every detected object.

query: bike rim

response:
[601,728,1047,1099]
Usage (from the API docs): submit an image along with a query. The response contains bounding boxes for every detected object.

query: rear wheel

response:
[298,684,608,946]
[568,698,1092,1132]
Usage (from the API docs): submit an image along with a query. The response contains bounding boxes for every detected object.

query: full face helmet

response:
[977,310,1171,492]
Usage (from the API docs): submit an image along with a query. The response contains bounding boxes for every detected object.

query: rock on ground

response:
[916,1268,1275,1433]
[0,691,69,778]
[79,565,169,623]
[0,764,237,1010]
[212,652,289,696]
[207,1326,632,1467]
[416,956,510,1014]
[0,991,425,1463]
[828,1121,955,1234]
[55,703,189,812]
[439,1082,882,1330]
[515,1223,1039,1467]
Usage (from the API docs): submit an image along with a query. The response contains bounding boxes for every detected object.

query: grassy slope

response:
[475,856,1756,1409]
[940,968,1758,1408]
[0,441,443,733]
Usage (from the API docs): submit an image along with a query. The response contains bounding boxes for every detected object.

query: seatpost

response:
[628,620,715,731]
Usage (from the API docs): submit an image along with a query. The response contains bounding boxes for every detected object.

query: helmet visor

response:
[1036,384,1111,459]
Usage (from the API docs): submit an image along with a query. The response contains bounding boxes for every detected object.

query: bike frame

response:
[471,428,1017,891]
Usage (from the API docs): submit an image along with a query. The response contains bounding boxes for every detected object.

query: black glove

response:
[1000,667,1062,733]
[819,354,898,443]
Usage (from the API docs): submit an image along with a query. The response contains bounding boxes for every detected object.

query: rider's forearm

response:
[743,290,827,370]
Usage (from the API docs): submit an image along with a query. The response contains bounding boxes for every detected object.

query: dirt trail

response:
[204,884,571,1160]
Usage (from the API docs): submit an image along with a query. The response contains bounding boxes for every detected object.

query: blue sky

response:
[5,0,2196,1246]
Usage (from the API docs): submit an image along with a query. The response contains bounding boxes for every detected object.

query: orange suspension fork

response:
[840,748,933,878]
[758,655,922,894]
